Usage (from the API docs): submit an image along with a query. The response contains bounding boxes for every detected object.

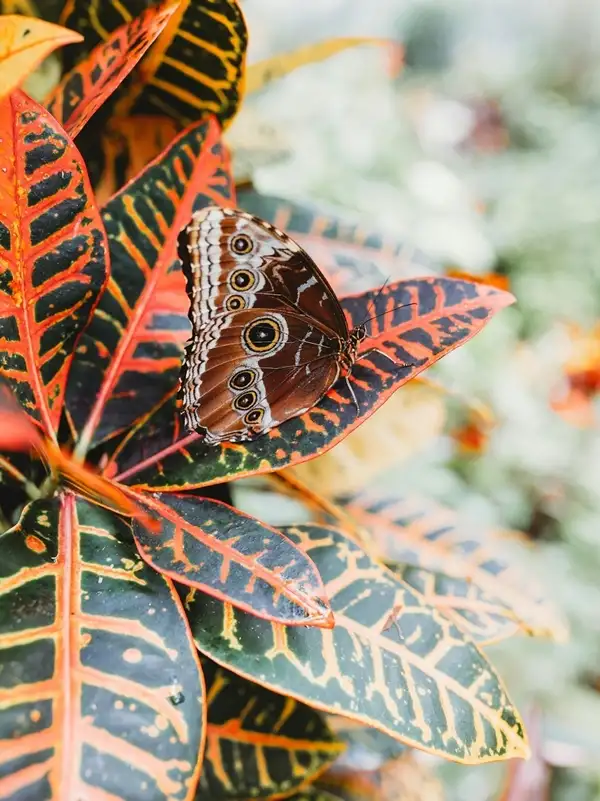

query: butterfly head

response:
[339,325,367,374]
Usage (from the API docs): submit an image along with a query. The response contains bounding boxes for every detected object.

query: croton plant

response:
[0,3,564,801]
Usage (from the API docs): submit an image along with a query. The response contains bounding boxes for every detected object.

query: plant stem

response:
[38,471,58,499]
[0,456,42,500]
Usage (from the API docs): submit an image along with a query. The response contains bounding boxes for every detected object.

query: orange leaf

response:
[46,442,160,532]
[446,269,510,291]
[0,15,82,99]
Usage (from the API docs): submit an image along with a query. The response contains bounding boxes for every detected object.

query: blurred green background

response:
[231,1,600,799]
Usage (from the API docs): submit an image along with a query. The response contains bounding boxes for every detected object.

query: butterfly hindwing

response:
[178,206,350,443]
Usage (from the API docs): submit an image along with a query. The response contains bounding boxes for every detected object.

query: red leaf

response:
[45,0,180,138]
[105,277,514,488]
[0,90,108,441]
[0,378,41,451]
[67,115,234,457]
[133,493,334,628]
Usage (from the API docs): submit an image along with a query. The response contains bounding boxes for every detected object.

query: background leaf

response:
[109,277,513,489]
[46,0,180,138]
[237,188,432,295]
[0,89,108,440]
[0,495,204,800]
[67,115,234,455]
[0,15,81,98]
[343,489,568,642]
[132,493,333,627]
[198,658,344,800]
[184,523,529,764]
[245,38,385,95]
[388,562,523,645]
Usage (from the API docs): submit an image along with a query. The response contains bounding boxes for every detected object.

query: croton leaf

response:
[342,489,568,642]
[60,0,247,129]
[0,494,204,800]
[83,114,182,206]
[132,493,333,627]
[0,15,82,99]
[388,563,522,646]
[0,89,108,441]
[46,0,180,138]
[67,114,233,455]
[108,277,514,488]
[245,38,384,95]
[237,188,432,295]
[197,658,344,800]
[184,524,528,763]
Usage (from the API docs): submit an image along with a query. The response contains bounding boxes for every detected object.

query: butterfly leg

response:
[344,375,361,421]
[356,347,420,374]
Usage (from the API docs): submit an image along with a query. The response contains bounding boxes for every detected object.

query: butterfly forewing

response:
[178,206,351,443]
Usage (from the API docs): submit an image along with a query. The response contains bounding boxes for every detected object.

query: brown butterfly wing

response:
[178,207,346,443]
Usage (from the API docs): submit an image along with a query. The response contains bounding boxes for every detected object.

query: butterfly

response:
[177,205,369,445]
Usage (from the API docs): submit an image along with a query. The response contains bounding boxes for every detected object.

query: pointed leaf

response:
[238,188,432,295]
[0,495,204,800]
[66,115,234,455]
[110,278,514,488]
[185,524,529,764]
[197,659,344,800]
[133,493,333,628]
[46,0,180,138]
[0,89,108,440]
[60,0,247,129]
[246,37,385,95]
[344,489,568,643]
[0,15,82,98]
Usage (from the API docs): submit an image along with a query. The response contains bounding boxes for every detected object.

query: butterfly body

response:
[178,206,366,444]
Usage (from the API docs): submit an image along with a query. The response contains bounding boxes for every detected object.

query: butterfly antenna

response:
[359,302,417,336]
[359,276,390,328]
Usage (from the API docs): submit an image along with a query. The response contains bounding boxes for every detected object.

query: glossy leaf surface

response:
[111,277,514,488]
[46,0,179,138]
[60,0,247,129]
[197,659,343,800]
[0,495,204,800]
[66,115,234,452]
[185,524,528,764]
[133,493,333,627]
[0,15,82,98]
[0,90,108,440]
[343,489,568,642]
